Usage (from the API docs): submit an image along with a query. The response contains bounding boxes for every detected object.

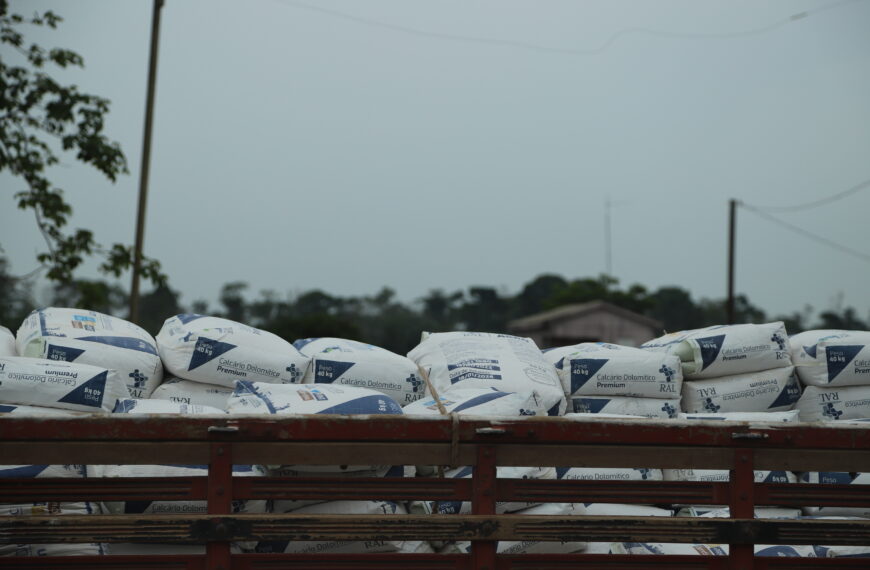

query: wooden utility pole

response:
[129,0,164,323]
[727,199,737,324]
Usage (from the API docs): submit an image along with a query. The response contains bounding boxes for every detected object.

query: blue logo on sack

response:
[286,363,301,382]
[771,332,786,351]
[659,364,676,382]
[661,401,678,418]
[702,397,721,413]
[129,369,148,389]
[405,374,423,393]
[822,402,843,420]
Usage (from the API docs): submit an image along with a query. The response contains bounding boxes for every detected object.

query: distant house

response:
[507,301,662,349]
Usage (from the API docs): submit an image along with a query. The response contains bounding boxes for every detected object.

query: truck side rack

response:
[2,414,870,569]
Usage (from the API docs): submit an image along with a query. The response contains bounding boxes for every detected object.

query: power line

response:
[740,202,870,264]
[753,178,870,213]
[267,0,861,55]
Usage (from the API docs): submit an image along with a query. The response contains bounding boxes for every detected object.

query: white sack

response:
[156,314,310,388]
[113,398,225,415]
[680,506,802,518]
[402,387,546,416]
[411,466,555,515]
[557,467,663,481]
[799,472,870,518]
[444,503,587,554]
[582,503,673,516]
[613,542,821,557]
[227,382,403,473]
[553,343,682,399]
[0,356,128,413]
[257,500,410,554]
[681,366,801,414]
[295,337,425,405]
[226,382,404,416]
[0,325,15,356]
[16,308,162,398]
[789,330,870,388]
[567,397,681,418]
[642,322,791,379]
[663,469,796,484]
[269,465,405,512]
[407,332,566,416]
[678,410,800,422]
[0,403,90,416]
[0,464,105,557]
[150,377,234,410]
[796,385,870,422]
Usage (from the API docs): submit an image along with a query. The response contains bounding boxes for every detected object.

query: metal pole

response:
[605,196,612,276]
[129,0,164,323]
[727,199,737,324]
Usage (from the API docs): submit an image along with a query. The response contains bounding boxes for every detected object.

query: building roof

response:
[508,300,662,332]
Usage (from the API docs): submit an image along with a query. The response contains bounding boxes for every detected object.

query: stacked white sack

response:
[0,356,128,413]
[407,332,566,415]
[798,472,870,518]
[795,385,870,421]
[156,314,310,388]
[643,322,792,379]
[550,342,682,418]
[402,387,547,417]
[403,387,552,514]
[0,404,105,557]
[440,503,587,555]
[681,366,802,414]
[150,377,234,410]
[294,337,425,405]
[0,325,15,356]
[612,542,823,557]
[16,308,162,398]
[665,411,800,487]
[789,330,870,387]
[98,399,267,523]
[256,500,432,555]
[565,396,680,418]
[552,343,682,399]
[226,382,403,474]
[412,466,556,515]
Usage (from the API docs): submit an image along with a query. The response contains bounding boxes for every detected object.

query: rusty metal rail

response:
[2,415,870,568]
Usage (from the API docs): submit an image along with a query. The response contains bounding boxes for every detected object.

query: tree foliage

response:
[0,2,164,286]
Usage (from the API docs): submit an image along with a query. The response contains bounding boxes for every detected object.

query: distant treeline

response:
[1,257,866,354]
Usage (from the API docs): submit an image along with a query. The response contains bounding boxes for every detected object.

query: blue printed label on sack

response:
[176,314,206,325]
[826,345,863,382]
[768,375,802,409]
[189,337,237,370]
[572,398,609,414]
[57,371,108,408]
[313,360,355,383]
[46,344,85,362]
[78,336,159,356]
[452,391,509,413]
[316,394,403,415]
[569,358,608,394]
[695,335,725,371]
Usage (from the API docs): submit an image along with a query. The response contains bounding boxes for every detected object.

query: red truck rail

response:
[2,414,870,569]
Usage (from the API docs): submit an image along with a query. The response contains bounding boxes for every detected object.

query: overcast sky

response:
[2,0,869,322]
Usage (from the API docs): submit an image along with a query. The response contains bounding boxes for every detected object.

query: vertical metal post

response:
[729,448,755,570]
[129,0,164,324]
[207,442,233,570]
[472,444,497,570]
[727,199,737,325]
[605,195,612,276]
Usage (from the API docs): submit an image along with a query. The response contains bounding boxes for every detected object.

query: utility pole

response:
[129,0,164,324]
[604,196,612,276]
[727,199,737,324]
